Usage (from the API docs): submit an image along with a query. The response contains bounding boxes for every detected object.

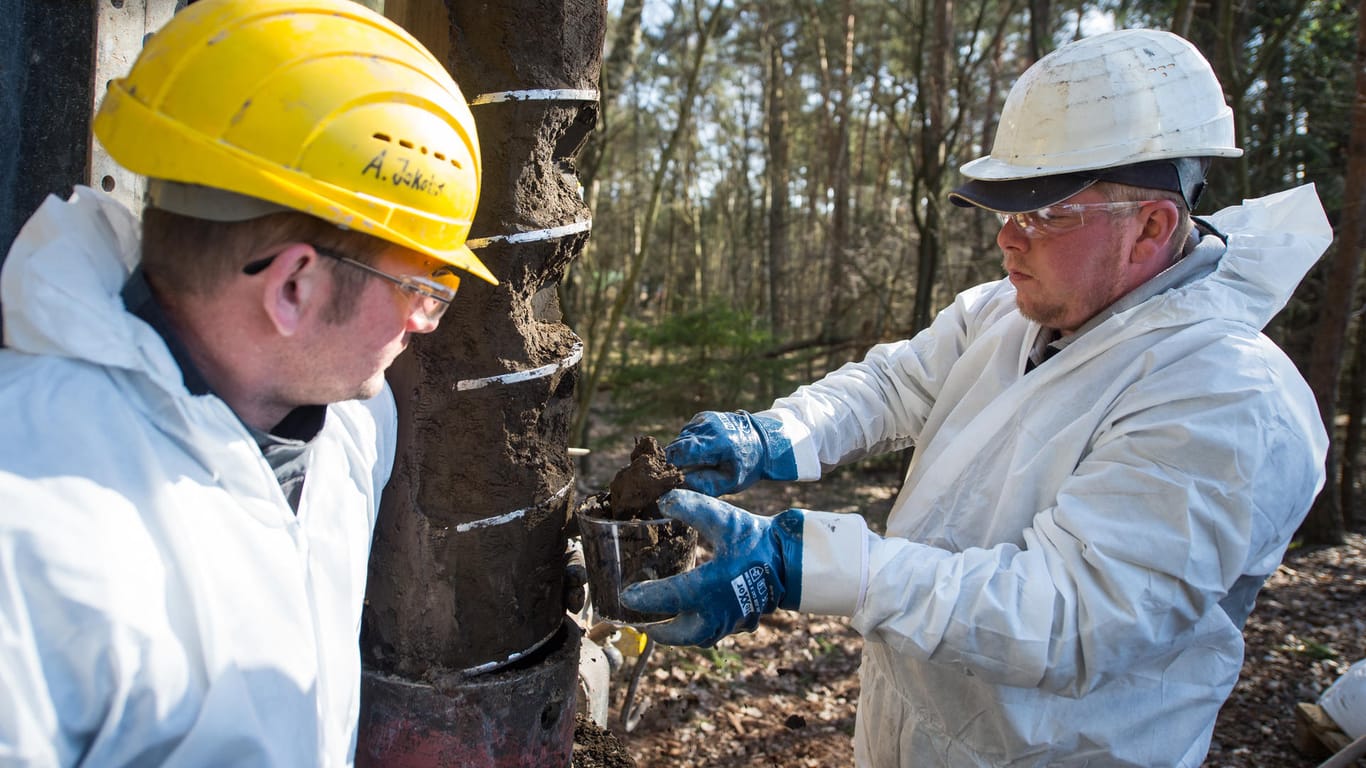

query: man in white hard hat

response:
[0,0,494,764]
[621,28,1334,766]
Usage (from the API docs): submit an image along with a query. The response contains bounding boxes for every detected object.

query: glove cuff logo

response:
[731,565,774,618]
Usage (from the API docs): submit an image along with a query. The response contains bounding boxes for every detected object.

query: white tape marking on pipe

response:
[468,88,600,106]
[454,479,573,534]
[465,219,592,251]
[459,623,561,677]
[455,341,584,392]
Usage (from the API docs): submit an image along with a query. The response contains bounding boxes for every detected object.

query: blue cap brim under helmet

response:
[948,158,1212,213]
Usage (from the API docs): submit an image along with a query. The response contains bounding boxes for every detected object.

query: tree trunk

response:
[1346,312,1366,531]
[763,8,791,400]
[822,0,855,345]
[910,0,951,335]
[1027,0,1052,63]
[1171,0,1195,39]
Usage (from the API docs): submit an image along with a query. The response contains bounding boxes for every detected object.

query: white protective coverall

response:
[0,187,397,766]
[764,184,1332,766]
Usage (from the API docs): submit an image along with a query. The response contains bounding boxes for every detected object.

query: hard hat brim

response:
[948,174,1099,214]
[144,179,499,285]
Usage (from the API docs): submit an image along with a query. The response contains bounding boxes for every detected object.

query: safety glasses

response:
[995,201,1156,238]
[317,247,459,323]
[243,245,460,323]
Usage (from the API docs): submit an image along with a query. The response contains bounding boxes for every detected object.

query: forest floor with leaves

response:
[576,443,1366,767]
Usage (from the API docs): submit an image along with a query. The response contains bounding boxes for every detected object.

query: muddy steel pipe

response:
[358,0,605,765]
[356,621,581,767]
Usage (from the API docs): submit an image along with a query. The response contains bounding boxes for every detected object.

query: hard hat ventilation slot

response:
[371,132,462,169]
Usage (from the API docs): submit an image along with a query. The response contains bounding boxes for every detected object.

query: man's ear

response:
[1132,200,1181,264]
[259,243,326,337]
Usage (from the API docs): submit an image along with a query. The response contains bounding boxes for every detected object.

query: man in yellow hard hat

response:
[0,1,493,764]
[623,29,1334,766]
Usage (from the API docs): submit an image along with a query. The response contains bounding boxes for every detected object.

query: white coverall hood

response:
[0,188,396,766]
[3,188,135,358]
[764,184,1331,766]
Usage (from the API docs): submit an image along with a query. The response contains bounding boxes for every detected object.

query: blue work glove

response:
[664,410,798,497]
[619,489,804,647]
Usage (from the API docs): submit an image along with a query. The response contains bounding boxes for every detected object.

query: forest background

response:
[562,0,1366,545]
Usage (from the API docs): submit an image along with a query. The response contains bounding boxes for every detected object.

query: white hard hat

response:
[951,29,1241,213]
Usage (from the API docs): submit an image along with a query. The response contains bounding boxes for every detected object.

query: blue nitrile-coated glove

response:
[619,489,804,647]
[664,410,798,497]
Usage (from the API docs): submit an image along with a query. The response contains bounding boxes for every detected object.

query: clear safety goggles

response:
[244,245,460,323]
[317,246,459,323]
[995,200,1155,238]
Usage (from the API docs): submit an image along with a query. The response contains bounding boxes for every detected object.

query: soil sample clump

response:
[572,713,636,768]
[577,436,696,624]
[606,436,685,520]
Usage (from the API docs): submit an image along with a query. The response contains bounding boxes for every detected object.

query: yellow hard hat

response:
[93,0,495,285]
